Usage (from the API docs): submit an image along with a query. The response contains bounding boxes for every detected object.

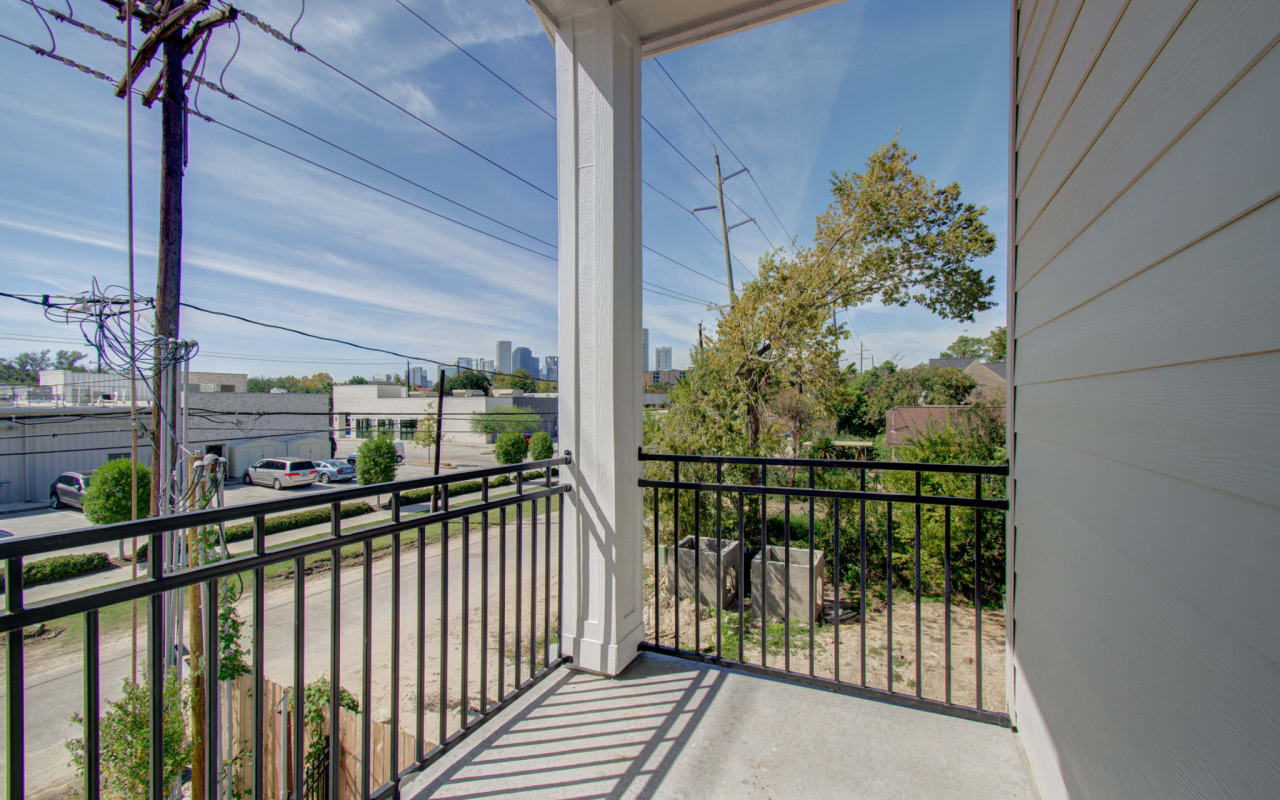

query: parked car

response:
[345,442,406,466]
[242,458,318,490]
[49,471,90,510]
[313,459,356,484]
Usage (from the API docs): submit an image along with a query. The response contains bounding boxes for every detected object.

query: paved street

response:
[10,504,563,798]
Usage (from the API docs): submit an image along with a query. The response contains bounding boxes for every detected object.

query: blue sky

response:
[0,0,1009,378]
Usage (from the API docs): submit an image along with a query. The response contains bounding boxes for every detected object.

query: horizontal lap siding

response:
[1010,0,1280,797]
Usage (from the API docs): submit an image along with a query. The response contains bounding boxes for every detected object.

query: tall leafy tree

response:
[492,369,536,393]
[442,370,491,395]
[939,325,1007,361]
[655,137,996,457]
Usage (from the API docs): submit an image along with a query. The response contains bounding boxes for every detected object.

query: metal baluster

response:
[653,485,660,645]
[480,478,489,714]
[7,555,24,800]
[461,512,470,731]
[528,495,537,679]
[515,475,523,688]
[148,530,162,800]
[416,523,426,762]
[859,469,867,687]
[673,461,680,652]
[887,501,894,693]
[944,505,952,705]
[737,491,745,662]
[439,514,449,747]
[694,482,702,653]
[760,465,768,668]
[293,556,305,799]
[329,504,341,798]
[809,466,815,677]
[253,515,266,800]
[833,500,841,683]
[914,473,923,699]
[361,536,372,800]
[390,493,402,781]
[975,474,984,711]
[784,492,791,673]
[715,462,723,660]
[499,506,507,700]
[204,578,219,800]
[557,481,565,660]
[544,490,552,671]
[83,609,100,800]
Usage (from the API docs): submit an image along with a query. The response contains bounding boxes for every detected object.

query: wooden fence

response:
[225,676,420,799]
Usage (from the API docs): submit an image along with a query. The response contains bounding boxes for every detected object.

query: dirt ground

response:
[644,564,1007,714]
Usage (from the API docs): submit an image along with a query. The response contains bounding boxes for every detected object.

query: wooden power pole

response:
[108,5,237,799]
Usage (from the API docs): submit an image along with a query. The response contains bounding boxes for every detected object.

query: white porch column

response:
[554,5,645,675]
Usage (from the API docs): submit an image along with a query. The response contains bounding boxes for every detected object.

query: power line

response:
[394,0,553,120]
[653,59,794,246]
[231,5,556,201]
[642,245,723,288]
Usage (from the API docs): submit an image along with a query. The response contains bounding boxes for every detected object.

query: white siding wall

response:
[1009,0,1280,796]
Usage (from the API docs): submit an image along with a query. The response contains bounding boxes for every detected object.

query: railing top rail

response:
[638,449,1009,476]
[0,455,571,560]
[0,482,570,634]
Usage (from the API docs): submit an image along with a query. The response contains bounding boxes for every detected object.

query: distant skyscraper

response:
[457,357,475,371]
[655,346,673,371]
[407,366,427,388]
[496,341,512,374]
[542,356,559,382]
[642,328,649,372]
[512,346,537,376]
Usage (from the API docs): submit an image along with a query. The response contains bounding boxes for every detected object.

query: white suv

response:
[243,458,318,489]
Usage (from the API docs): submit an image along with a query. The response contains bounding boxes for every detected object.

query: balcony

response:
[0,452,1032,799]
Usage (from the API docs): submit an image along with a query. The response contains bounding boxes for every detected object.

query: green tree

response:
[345,375,369,385]
[528,431,553,460]
[54,349,89,371]
[67,673,191,799]
[245,373,334,393]
[442,370,491,395]
[0,349,53,384]
[492,369,536,393]
[471,408,541,436]
[82,459,151,559]
[939,325,1007,361]
[412,417,438,456]
[862,364,976,436]
[534,380,557,393]
[355,435,398,485]
[494,431,528,465]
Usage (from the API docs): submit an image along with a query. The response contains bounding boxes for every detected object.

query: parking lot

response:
[0,441,503,550]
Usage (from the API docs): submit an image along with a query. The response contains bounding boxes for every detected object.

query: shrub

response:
[83,458,151,524]
[67,673,190,798]
[494,432,528,465]
[356,435,398,485]
[0,552,113,591]
[528,431,553,461]
[137,502,375,560]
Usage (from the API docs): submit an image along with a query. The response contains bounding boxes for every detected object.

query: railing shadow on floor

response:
[406,656,728,799]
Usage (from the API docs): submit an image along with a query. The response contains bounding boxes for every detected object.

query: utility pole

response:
[698,321,704,351]
[432,369,446,511]
[693,147,753,307]
[405,358,411,389]
[859,342,864,374]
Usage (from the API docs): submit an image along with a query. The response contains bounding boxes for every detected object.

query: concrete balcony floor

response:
[404,652,1038,799]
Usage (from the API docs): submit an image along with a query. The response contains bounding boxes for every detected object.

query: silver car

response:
[50,471,90,509]
[243,458,318,489]
[313,459,356,484]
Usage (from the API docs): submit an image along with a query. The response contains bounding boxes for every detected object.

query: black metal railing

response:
[0,455,571,800]
[638,450,1009,726]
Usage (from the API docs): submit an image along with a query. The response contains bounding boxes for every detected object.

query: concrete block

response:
[750,545,824,624]
[663,535,741,609]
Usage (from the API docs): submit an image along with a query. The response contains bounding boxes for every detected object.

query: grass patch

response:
[716,612,812,656]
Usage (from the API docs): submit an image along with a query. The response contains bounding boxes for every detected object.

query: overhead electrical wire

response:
[653,58,795,245]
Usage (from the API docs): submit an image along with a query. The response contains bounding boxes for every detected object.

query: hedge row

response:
[137,502,376,560]
[399,468,556,506]
[0,552,114,591]
[135,467,560,560]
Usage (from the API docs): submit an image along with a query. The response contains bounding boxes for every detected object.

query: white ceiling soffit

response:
[528,0,847,58]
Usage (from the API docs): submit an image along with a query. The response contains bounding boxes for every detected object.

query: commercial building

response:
[542,356,559,382]
[512,347,538,377]
[332,384,556,455]
[0,387,329,504]
[496,340,512,374]
[654,346,672,371]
